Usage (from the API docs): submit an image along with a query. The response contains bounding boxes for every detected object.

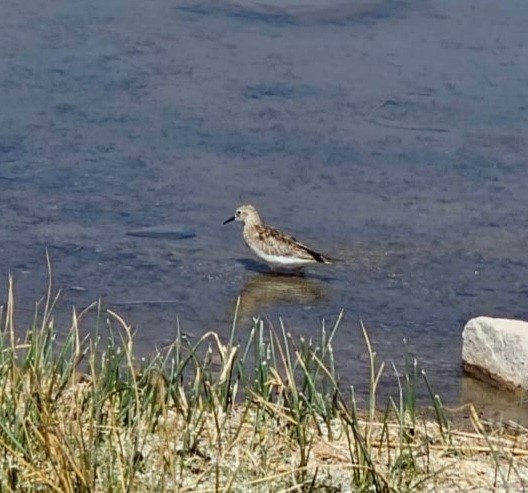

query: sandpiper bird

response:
[223,204,332,273]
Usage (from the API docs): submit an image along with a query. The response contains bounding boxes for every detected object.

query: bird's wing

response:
[252,225,330,263]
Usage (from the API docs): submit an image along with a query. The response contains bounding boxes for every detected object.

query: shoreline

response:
[0,281,527,491]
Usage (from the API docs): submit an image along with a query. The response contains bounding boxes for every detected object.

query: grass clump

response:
[0,274,527,492]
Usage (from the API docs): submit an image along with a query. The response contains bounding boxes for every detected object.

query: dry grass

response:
[6,377,527,492]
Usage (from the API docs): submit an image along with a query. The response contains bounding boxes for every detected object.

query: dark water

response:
[1,0,528,405]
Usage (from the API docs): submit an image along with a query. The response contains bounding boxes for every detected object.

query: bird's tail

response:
[318,254,334,265]
[306,249,334,264]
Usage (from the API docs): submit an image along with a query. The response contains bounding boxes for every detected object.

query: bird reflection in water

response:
[234,273,326,320]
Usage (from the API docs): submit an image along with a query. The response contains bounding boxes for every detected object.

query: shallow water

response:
[1,0,528,404]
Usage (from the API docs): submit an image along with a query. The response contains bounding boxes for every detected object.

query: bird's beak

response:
[223,216,235,225]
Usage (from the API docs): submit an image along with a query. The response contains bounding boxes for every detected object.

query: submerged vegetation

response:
[0,269,527,492]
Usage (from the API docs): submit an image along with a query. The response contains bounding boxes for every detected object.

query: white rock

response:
[462,316,528,392]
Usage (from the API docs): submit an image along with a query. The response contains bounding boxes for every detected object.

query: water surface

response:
[1,0,528,404]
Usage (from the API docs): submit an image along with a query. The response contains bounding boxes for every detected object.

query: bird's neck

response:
[244,215,263,228]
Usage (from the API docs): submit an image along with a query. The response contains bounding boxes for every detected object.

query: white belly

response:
[250,245,315,268]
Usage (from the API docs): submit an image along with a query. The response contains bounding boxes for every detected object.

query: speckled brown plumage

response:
[244,224,331,263]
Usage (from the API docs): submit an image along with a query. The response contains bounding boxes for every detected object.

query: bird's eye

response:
[236,210,241,216]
